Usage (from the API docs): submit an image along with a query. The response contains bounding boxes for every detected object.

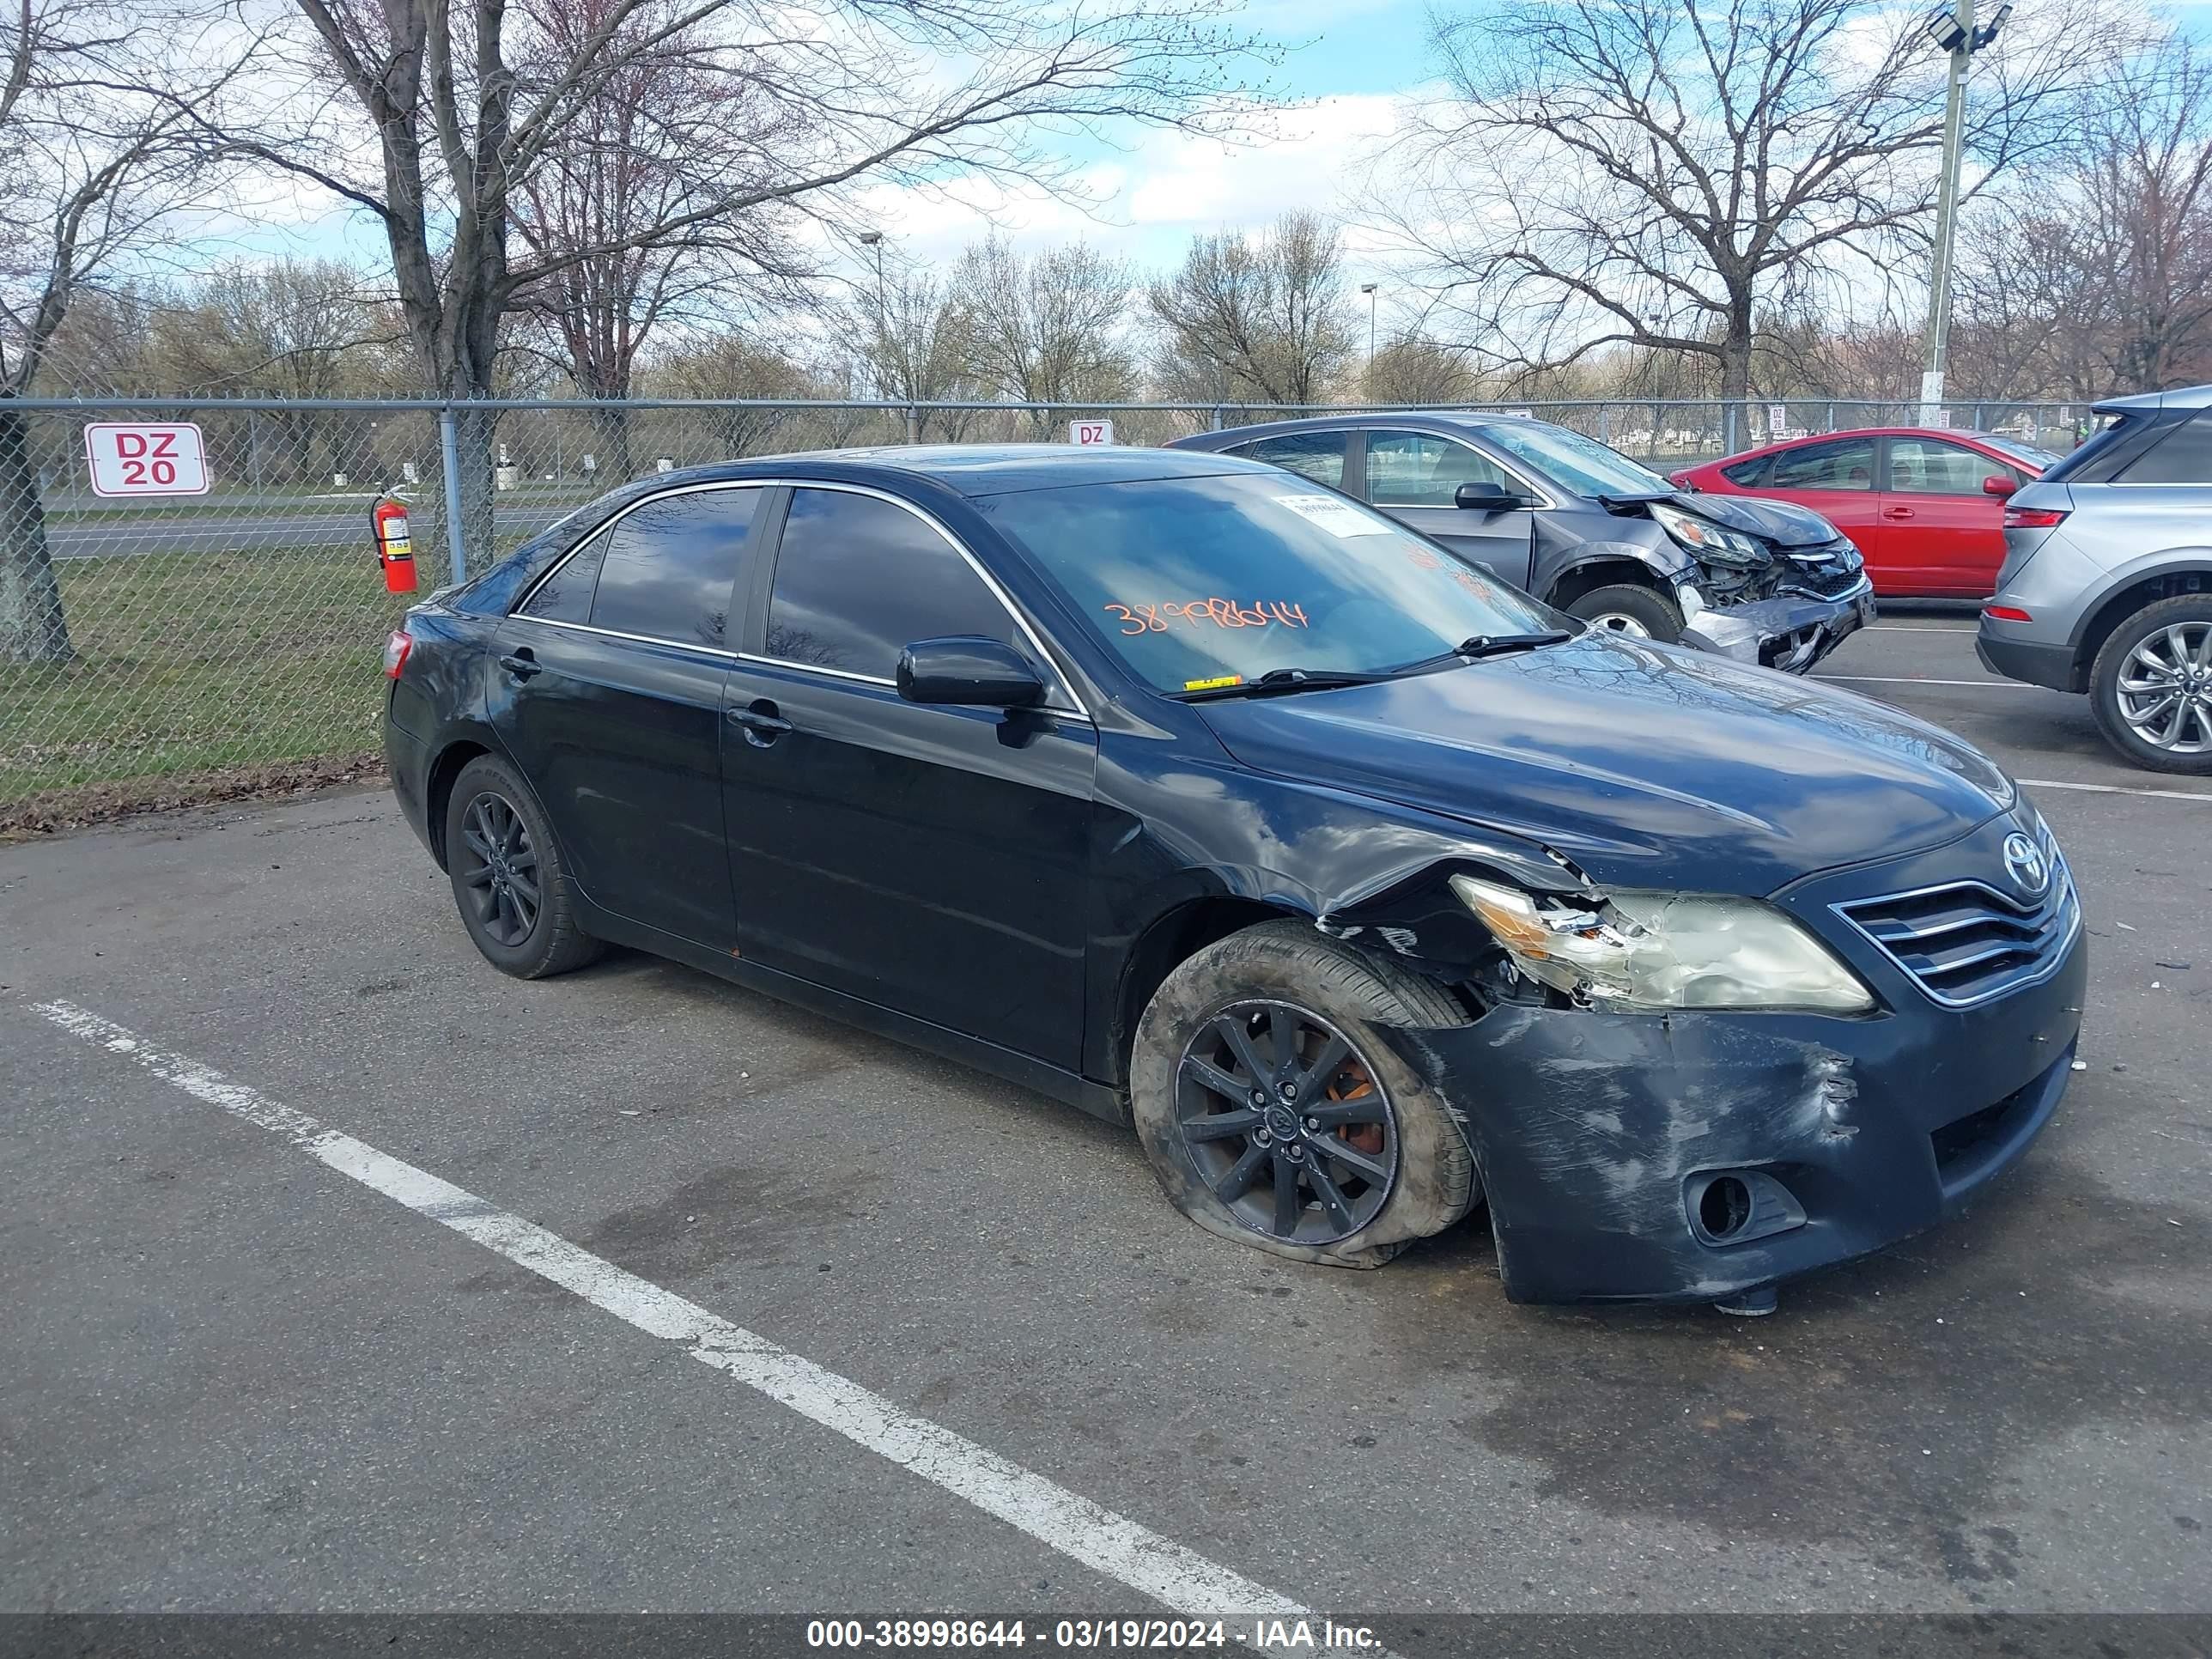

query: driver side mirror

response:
[897,635,1048,708]
[1982,474,2017,497]
[1455,481,1537,514]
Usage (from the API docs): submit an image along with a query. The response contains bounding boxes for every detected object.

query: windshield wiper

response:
[1173,666,1385,702]
[1386,630,1573,675]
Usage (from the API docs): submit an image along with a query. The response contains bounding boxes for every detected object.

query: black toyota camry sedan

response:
[382,446,2084,1310]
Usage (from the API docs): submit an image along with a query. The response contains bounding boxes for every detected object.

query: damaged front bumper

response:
[1377,882,2085,1306]
[1680,574,1876,674]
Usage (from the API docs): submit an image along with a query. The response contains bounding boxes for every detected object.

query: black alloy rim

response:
[458,791,541,946]
[1175,1000,1400,1245]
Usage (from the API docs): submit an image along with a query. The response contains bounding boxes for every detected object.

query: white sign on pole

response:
[1766,403,1788,434]
[82,422,210,496]
[1068,419,1115,447]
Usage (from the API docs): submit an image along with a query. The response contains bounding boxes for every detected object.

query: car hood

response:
[1194,635,2014,895]
[1668,490,1841,547]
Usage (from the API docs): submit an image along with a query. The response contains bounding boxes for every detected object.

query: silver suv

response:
[1978,385,2212,773]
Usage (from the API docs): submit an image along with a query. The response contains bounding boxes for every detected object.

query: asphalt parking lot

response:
[3,612,2208,1630]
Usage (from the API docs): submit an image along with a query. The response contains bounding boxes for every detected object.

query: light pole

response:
[1919,0,2011,425]
[1360,283,1379,369]
[857,229,887,330]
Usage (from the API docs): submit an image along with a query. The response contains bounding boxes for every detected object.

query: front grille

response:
[1778,541,1863,599]
[1832,822,2078,1007]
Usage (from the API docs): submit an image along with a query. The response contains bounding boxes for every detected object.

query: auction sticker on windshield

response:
[1273,494,1392,537]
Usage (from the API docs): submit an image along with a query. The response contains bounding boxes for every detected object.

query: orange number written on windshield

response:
[1103,599,1310,636]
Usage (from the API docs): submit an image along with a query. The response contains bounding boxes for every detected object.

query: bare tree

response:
[1954,32,2212,399]
[1362,330,1482,404]
[1370,0,2086,430]
[954,237,1139,431]
[848,268,986,442]
[221,0,1264,544]
[1149,211,1355,406]
[1,0,239,663]
[506,0,820,476]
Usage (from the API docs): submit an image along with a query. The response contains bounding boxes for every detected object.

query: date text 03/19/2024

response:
[805,1619,1383,1650]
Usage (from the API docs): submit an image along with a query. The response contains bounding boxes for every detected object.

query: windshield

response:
[976,472,1559,693]
[1980,434,2064,471]
[1477,422,1671,497]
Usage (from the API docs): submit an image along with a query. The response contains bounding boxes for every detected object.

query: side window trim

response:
[753,480,1091,720]
[510,479,768,643]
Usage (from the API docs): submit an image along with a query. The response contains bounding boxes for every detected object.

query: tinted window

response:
[1982,434,2063,471]
[2124,414,2212,484]
[1235,431,1348,487]
[1888,438,1996,495]
[1767,438,1875,491]
[520,535,607,623]
[1721,457,1769,486]
[766,489,1015,678]
[589,488,759,646]
[1364,430,1512,506]
[976,472,1558,694]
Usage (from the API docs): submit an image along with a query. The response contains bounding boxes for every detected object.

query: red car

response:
[1671,427,2064,599]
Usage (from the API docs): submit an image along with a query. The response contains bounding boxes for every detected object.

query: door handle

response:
[1880,506,1915,521]
[728,700,793,746]
[498,650,544,680]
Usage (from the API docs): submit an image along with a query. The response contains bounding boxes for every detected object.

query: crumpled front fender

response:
[1683,578,1876,672]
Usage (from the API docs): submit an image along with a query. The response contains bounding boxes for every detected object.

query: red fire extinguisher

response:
[373,496,416,594]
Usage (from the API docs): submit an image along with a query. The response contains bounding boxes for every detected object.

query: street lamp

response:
[1919,0,2011,424]
[1360,283,1379,369]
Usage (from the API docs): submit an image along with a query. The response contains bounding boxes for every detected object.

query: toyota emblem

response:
[2002,831,2050,896]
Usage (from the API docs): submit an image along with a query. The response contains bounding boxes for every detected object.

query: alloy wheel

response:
[1175,1000,1400,1245]
[456,791,542,946]
[2116,622,2212,755]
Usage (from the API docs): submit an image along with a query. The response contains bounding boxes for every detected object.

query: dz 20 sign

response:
[83,422,212,496]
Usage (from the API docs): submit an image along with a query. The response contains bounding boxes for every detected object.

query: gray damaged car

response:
[1168,412,1875,672]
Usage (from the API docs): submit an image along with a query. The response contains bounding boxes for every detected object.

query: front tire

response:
[2088,596,2212,775]
[1565,583,1683,642]
[1129,921,1480,1268]
[443,755,604,978]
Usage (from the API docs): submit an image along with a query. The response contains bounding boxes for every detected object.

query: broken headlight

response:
[1650,501,1768,569]
[1449,876,1874,1013]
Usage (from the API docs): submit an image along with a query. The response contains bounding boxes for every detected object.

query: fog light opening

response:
[1698,1174,1754,1240]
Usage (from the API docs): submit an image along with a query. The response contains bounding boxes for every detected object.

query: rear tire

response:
[444,755,604,978]
[1129,921,1481,1268]
[2088,596,2212,775]
[1565,583,1683,642]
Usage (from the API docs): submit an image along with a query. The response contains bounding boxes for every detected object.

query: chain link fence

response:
[0,393,2090,832]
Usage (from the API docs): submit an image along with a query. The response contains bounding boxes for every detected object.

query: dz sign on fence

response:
[1068,419,1115,447]
[83,422,211,497]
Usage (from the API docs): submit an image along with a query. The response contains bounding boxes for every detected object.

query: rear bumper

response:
[1383,929,2085,1305]
[1977,628,2080,693]
[380,707,438,863]
[1683,576,1875,674]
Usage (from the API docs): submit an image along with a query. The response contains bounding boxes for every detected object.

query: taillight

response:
[383,629,414,679]
[2003,506,2067,529]
[1984,605,2033,623]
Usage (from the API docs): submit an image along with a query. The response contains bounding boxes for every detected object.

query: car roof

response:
[2093,384,2212,414]
[1172,411,1524,447]
[641,443,1267,499]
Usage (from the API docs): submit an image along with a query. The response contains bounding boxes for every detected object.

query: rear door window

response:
[2122,415,2212,484]
[1766,438,1875,490]
[1364,429,1513,506]
[765,488,1017,679]
[1887,438,1998,495]
[1721,456,1770,486]
[519,536,607,623]
[588,487,762,647]
[1233,431,1349,488]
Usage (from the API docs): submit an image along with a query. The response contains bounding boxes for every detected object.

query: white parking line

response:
[26,1000,1370,1656]
[2021,777,2212,804]
[1814,675,2026,689]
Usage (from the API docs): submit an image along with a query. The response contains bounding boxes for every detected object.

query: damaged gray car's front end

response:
[1628,494,1877,673]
